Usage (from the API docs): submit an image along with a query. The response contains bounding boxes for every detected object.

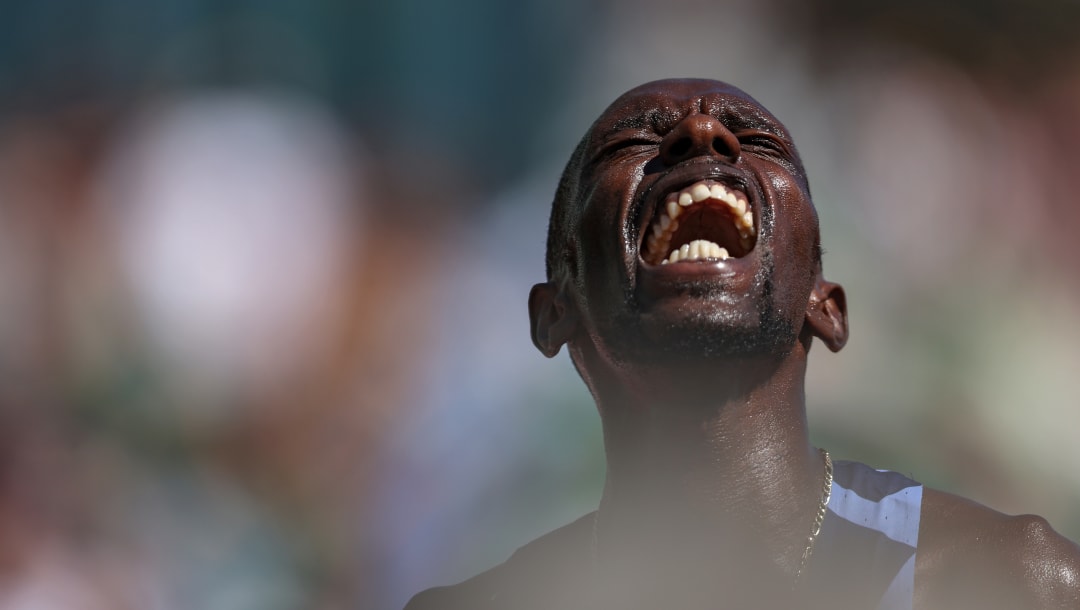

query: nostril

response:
[713,137,731,156]
[668,138,691,158]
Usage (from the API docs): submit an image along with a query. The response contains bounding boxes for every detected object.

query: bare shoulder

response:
[402,513,595,610]
[403,564,506,610]
[915,487,1080,609]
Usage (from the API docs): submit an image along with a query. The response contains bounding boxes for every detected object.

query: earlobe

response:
[805,276,848,352]
[529,281,579,358]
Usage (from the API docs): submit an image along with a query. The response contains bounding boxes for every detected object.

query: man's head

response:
[530,79,847,378]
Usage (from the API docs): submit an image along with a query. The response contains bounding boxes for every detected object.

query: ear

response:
[805,276,848,352]
[529,281,579,358]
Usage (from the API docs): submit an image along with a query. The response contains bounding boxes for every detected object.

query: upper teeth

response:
[644,180,755,265]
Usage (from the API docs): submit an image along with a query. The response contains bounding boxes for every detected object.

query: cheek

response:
[578,197,621,271]
[575,192,630,307]
[762,174,819,307]
[765,173,817,260]
[579,166,642,262]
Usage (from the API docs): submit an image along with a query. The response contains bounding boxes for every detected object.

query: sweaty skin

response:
[407,79,1080,609]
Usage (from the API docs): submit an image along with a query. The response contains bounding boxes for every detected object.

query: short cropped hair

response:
[545,137,588,282]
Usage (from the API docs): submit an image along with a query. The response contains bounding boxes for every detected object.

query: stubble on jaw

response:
[596,251,799,366]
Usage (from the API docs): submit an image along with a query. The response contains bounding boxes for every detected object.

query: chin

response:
[596,299,799,365]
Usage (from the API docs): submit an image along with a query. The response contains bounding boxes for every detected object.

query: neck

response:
[585,346,826,587]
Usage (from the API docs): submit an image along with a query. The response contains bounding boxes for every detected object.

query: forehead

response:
[592,79,791,138]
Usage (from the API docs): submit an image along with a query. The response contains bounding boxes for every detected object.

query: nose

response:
[659,114,740,165]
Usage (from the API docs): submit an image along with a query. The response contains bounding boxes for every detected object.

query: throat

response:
[595,438,829,587]
[592,358,822,577]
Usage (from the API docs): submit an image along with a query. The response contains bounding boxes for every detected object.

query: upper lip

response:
[633,161,755,258]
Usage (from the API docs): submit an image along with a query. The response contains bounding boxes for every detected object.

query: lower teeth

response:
[661,239,729,264]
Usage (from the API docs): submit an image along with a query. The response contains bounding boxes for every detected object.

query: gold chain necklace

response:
[590,448,833,589]
[793,448,833,587]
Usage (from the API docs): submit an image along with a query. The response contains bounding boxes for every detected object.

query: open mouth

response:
[642,179,757,265]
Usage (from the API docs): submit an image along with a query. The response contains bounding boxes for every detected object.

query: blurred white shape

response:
[96,91,361,417]
[846,60,1042,281]
[0,543,151,610]
[966,284,1080,492]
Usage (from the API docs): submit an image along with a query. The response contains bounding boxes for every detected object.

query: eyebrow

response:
[709,100,783,133]
[613,105,678,130]
[611,100,784,132]
[598,95,795,151]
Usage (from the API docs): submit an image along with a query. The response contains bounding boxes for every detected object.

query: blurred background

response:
[2,1,1080,608]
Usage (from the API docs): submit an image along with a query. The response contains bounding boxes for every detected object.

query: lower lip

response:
[635,253,756,287]
[639,255,750,276]
[635,256,756,308]
[635,251,758,298]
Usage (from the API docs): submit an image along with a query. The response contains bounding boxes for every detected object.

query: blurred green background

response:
[2,1,1080,608]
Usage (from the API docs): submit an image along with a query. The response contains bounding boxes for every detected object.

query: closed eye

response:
[589,130,661,166]
[738,133,792,159]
